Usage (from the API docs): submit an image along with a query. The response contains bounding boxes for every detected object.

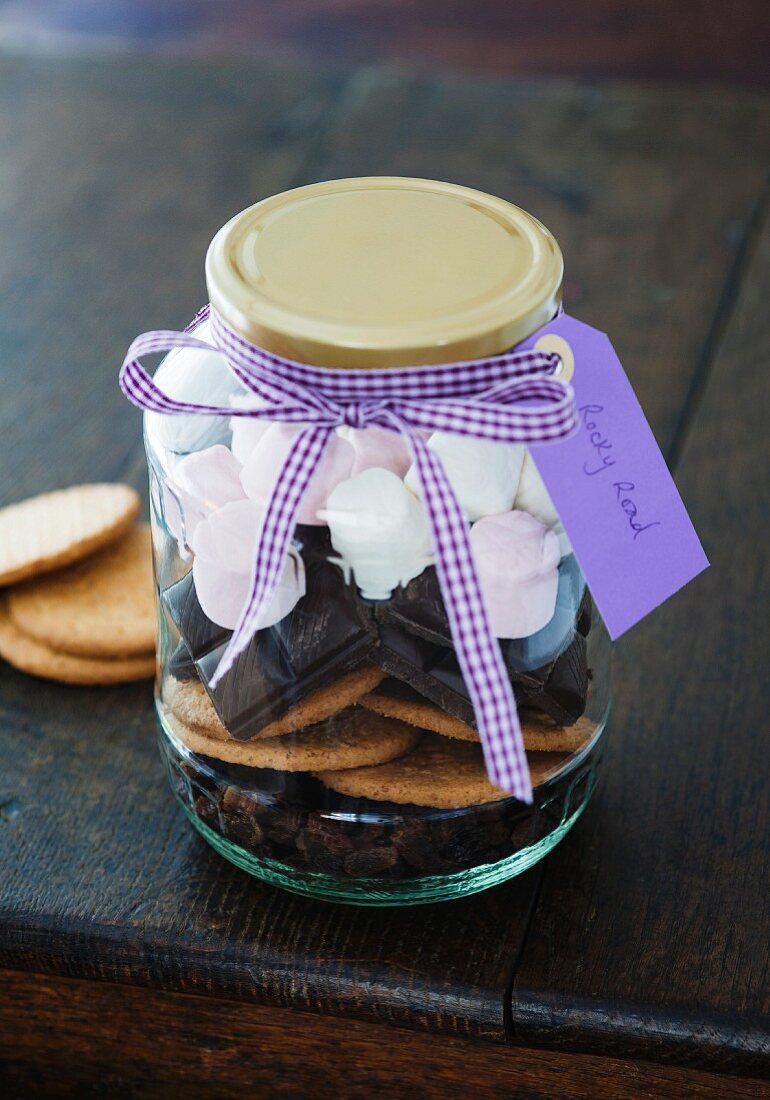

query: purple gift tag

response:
[520,314,709,640]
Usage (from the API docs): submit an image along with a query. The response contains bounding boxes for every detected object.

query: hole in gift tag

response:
[535,333,574,382]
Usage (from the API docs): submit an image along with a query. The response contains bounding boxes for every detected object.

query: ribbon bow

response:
[121,305,577,802]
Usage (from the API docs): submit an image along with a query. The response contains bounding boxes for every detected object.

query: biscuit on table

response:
[8,525,155,658]
[0,484,140,586]
[0,596,155,685]
[316,732,569,809]
[166,706,420,772]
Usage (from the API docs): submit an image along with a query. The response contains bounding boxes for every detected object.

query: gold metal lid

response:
[206,177,563,369]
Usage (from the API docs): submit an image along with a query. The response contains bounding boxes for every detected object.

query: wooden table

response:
[0,54,768,1098]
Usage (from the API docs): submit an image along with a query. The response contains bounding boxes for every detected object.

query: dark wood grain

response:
[0,52,769,1082]
[1,1,769,87]
[1,969,768,1099]
[0,54,343,502]
[510,199,770,1075]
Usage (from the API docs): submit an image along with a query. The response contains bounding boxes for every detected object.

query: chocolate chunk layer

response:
[377,556,588,666]
[373,559,591,726]
[163,548,590,739]
[162,559,378,739]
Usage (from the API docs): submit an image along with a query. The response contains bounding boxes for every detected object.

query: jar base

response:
[177,773,598,906]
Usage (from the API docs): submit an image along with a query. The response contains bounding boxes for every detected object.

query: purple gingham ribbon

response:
[120,306,577,802]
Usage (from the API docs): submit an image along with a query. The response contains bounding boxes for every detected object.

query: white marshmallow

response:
[320,468,433,600]
[405,434,525,521]
[514,451,561,529]
[145,318,248,454]
[240,423,356,526]
[553,523,573,559]
[470,511,560,638]
[192,499,306,630]
[229,393,273,465]
[514,453,573,557]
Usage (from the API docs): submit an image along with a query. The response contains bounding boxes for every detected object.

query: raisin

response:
[343,846,399,877]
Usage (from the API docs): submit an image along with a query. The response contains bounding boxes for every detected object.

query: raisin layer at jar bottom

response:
[158,707,609,905]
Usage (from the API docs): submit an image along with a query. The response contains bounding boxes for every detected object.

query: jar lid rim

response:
[206,176,563,369]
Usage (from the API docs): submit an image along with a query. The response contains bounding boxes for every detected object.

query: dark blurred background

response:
[0,0,767,86]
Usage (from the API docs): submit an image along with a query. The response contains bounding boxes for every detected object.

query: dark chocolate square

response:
[373,560,590,726]
[513,630,589,726]
[167,640,198,682]
[162,559,378,739]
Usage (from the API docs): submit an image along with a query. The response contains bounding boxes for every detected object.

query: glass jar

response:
[144,178,611,905]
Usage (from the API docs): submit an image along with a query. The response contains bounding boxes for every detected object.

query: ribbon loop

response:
[120,305,578,803]
[342,403,368,429]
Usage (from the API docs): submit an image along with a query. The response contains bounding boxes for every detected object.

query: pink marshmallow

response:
[340,426,413,478]
[240,423,355,525]
[470,511,560,638]
[166,445,246,545]
[192,499,306,630]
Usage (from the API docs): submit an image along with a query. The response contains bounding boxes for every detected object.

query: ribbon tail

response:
[209,425,334,688]
[402,428,533,803]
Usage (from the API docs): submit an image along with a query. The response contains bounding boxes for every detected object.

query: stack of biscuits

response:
[0,484,156,684]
